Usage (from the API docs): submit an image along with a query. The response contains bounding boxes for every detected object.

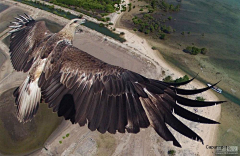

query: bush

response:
[152,46,157,50]
[133,28,137,31]
[201,48,208,55]
[185,46,192,53]
[175,75,189,83]
[99,23,105,27]
[101,18,107,22]
[139,8,143,11]
[168,149,176,156]
[66,133,70,137]
[78,14,83,18]
[196,96,205,101]
[120,32,125,35]
[145,29,150,34]
[163,76,174,82]
[159,33,166,40]
[168,16,172,20]
[164,75,189,83]
[185,46,206,55]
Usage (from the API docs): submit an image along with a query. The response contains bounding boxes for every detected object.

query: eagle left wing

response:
[38,41,224,147]
[9,14,53,72]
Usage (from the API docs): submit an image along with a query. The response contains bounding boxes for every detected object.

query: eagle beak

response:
[78,19,86,25]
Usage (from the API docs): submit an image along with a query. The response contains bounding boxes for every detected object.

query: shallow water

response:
[0,7,29,33]
[165,0,240,85]
[0,3,9,13]
[161,0,240,149]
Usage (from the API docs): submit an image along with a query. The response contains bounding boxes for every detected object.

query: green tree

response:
[201,48,208,55]
[185,46,192,53]
[145,29,150,34]
[196,96,205,101]
[152,46,157,50]
[168,149,176,156]
[175,75,189,83]
[160,33,166,40]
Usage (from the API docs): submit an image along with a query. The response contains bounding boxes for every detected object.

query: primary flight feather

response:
[8,14,224,147]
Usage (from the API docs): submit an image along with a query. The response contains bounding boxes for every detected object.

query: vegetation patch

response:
[196,96,205,101]
[168,149,176,156]
[130,0,180,40]
[48,0,121,20]
[132,14,174,39]
[184,46,208,55]
[143,0,180,12]
[163,75,189,83]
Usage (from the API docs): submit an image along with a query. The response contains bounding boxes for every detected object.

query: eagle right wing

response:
[38,42,224,147]
[9,14,53,72]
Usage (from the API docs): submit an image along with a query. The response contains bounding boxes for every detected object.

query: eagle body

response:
[8,14,224,148]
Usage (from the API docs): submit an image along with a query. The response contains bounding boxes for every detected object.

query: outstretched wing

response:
[38,41,224,147]
[9,14,53,72]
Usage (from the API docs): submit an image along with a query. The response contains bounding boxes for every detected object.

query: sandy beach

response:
[0,0,221,155]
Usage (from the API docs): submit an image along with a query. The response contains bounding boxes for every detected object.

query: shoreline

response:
[114,27,221,156]
[0,0,221,155]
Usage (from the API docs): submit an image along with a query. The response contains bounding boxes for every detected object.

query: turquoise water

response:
[83,21,126,43]
[167,0,240,74]
[161,0,240,103]
[160,0,240,148]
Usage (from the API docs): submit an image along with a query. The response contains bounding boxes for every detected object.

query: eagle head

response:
[59,18,86,41]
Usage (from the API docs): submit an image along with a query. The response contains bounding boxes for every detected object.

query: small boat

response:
[207,83,222,94]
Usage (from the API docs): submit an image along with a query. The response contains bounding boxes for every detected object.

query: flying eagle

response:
[8,14,224,147]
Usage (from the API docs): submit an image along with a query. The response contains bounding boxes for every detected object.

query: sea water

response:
[164,0,240,148]
[163,0,240,104]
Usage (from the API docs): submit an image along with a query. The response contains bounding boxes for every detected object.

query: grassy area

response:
[48,0,121,17]
[14,0,126,42]
[14,0,79,19]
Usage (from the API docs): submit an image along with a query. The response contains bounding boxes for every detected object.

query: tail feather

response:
[173,81,220,95]
[14,76,41,122]
[140,97,181,147]
[140,80,222,147]
[176,95,225,107]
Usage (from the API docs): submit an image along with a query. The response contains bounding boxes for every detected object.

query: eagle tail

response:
[13,76,41,123]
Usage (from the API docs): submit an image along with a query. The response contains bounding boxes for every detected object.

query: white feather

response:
[16,59,47,122]
[17,76,41,122]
